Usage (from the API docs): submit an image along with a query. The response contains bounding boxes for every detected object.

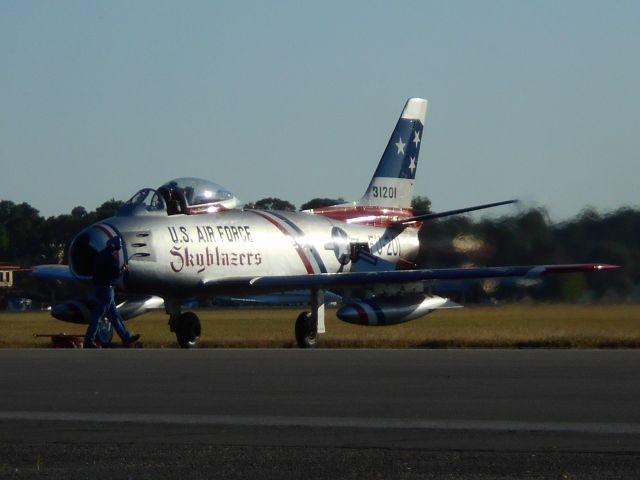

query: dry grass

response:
[2,304,640,349]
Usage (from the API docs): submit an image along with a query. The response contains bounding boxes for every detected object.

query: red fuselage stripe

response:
[251,211,315,274]
[352,304,370,325]
[310,205,419,228]
[96,224,114,240]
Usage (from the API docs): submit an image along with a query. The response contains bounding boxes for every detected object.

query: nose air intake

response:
[69,224,118,279]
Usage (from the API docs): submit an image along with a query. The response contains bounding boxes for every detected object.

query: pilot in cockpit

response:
[183,186,194,205]
[154,178,241,216]
[159,184,187,215]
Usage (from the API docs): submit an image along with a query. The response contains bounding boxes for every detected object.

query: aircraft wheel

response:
[96,317,114,346]
[295,311,318,349]
[175,312,201,349]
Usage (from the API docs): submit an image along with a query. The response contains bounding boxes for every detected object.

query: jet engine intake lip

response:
[68,224,120,280]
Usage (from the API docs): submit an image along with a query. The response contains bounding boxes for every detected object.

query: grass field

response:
[2,304,640,348]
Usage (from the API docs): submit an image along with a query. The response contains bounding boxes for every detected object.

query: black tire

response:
[175,312,201,349]
[295,311,318,349]
[96,317,114,346]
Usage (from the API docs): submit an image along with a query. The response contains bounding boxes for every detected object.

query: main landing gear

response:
[295,312,317,348]
[165,289,325,349]
[295,288,325,348]
[173,312,202,348]
[166,300,201,348]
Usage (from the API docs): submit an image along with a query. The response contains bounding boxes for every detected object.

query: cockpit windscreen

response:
[161,178,235,206]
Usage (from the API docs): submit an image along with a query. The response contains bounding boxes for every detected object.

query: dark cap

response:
[107,237,122,251]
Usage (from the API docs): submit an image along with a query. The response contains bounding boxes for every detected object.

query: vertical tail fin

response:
[307,98,427,227]
[358,98,427,209]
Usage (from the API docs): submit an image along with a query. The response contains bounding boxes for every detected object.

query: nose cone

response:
[336,304,375,325]
[69,224,120,279]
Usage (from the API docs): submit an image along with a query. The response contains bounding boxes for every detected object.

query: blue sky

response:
[1,1,638,220]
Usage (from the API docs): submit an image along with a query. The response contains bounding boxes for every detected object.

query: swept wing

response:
[201,263,617,292]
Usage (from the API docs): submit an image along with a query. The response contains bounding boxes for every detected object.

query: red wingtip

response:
[592,264,620,271]
[543,264,620,274]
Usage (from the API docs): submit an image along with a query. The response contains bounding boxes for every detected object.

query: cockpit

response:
[117,177,242,217]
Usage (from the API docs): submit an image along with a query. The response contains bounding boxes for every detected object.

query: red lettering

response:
[169,246,263,271]
[185,247,195,268]
[170,246,184,273]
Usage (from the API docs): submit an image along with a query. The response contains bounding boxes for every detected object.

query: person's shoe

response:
[83,340,101,349]
[123,334,141,348]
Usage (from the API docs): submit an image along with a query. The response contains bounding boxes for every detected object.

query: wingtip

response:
[542,263,621,274]
[594,264,620,271]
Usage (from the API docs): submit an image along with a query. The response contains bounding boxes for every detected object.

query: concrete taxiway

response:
[1,349,639,478]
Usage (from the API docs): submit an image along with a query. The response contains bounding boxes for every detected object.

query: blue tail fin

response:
[358,98,427,209]
[305,98,427,227]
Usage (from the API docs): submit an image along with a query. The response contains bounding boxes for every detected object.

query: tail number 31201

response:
[372,186,397,199]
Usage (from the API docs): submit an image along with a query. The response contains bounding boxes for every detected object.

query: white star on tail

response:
[413,130,421,147]
[409,157,416,174]
[395,137,406,155]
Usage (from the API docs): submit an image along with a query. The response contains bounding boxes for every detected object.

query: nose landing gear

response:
[167,300,201,348]
[173,312,202,348]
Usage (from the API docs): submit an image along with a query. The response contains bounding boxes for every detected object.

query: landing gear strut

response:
[295,288,325,348]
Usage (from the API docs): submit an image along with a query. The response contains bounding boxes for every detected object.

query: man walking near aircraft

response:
[84,236,140,348]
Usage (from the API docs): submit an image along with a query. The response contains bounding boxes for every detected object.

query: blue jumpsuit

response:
[86,247,132,344]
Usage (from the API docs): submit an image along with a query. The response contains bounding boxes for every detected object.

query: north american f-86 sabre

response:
[33,98,617,348]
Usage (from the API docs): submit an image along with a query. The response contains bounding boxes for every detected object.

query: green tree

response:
[411,196,432,215]
[0,223,8,254]
[71,206,88,218]
[299,198,345,211]
[95,199,125,220]
[247,198,296,211]
[0,200,45,263]
[42,206,97,264]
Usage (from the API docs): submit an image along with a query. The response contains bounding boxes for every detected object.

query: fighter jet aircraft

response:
[32,98,617,348]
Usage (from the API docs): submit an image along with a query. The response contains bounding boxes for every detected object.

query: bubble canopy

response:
[161,177,236,206]
[119,177,241,216]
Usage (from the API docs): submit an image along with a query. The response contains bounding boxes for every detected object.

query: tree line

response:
[0,197,636,303]
[415,206,637,301]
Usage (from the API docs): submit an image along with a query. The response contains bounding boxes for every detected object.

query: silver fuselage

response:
[70,208,420,298]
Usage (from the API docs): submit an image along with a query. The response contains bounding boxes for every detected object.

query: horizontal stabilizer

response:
[312,98,428,227]
[392,199,517,226]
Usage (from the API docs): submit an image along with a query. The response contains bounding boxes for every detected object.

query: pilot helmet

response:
[107,237,122,251]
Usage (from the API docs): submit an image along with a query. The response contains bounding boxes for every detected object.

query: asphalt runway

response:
[1,349,639,479]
